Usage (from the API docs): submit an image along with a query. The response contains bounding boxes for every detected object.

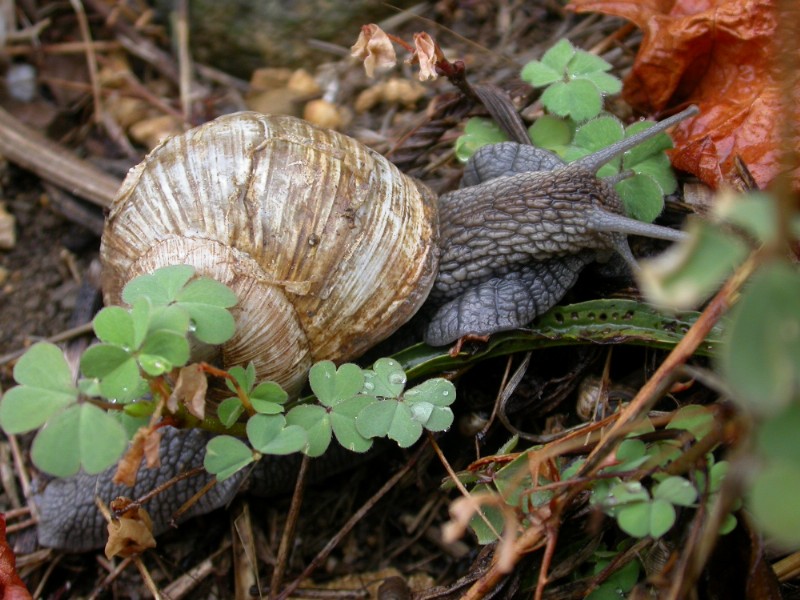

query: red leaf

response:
[568,0,800,191]
[0,515,32,600]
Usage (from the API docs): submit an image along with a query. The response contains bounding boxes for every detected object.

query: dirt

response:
[0,176,97,364]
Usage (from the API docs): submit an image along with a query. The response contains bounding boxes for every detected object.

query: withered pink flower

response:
[408,32,439,81]
[351,24,396,78]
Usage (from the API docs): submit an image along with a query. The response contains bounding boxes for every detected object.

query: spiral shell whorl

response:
[100,112,439,395]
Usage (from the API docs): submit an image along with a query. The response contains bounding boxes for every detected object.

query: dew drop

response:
[388,373,406,385]
[363,381,375,391]
[442,390,449,396]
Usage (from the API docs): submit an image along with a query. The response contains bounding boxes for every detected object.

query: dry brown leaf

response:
[105,498,156,559]
[143,427,162,469]
[169,364,208,420]
[568,0,800,191]
[113,425,162,486]
[113,431,145,487]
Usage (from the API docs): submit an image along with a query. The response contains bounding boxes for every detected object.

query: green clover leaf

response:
[31,403,127,477]
[403,378,455,432]
[122,264,195,306]
[286,404,332,457]
[454,118,510,162]
[246,414,307,455]
[357,399,421,448]
[217,397,246,428]
[80,344,146,402]
[250,382,288,414]
[309,361,364,407]
[0,342,79,433]
[362,358,406,399]
[617,498,675,538]
[204,435,255,481]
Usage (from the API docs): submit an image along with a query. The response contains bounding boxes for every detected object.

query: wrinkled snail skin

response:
[422,101,697,346]
[34,428,361,551]
[34,107,697,551]
[35,429,234,551]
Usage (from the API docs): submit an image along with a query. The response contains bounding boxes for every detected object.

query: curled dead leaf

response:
[113,426,161,487]
[169,364,208,420]
[104,498,156,559]
[113,431,145,487]
[144,427,162,469]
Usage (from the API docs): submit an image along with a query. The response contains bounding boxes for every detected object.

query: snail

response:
[34,106,698,551]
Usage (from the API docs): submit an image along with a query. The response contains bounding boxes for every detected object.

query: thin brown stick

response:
[534,523,559,600]
[461,251,761,598]
[31,553,63,599]
[429,433,501,540]
[0,322,94,366]
[275,441,428,600]
[133,555,164,599]
[83,0,180,84]
[88,556,135,600]
[0,106,120,207]
[175,0,193,124]
[4,40,122,56]
[7,435,37,522]
[270,455,310,598]
[116,465,206,519]
[69,0,103,123]
[162,539,232,599]
[578,251,759,477]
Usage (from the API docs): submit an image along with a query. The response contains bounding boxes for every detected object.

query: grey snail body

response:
[34,107,697,551]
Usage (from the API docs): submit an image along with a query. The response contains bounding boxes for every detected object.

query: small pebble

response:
[6,63,37,102]
[0,203,16,249]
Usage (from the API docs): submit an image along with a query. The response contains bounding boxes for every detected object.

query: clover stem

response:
[199,362,256,416]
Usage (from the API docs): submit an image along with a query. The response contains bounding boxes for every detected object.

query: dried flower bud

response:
[407,32,439,81]
[104,498,156,558]
[351,24,396,78]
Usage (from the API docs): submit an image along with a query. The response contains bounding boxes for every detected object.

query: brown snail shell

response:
[100,112,439,395]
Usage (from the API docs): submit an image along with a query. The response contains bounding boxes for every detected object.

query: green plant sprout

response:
[457,404,735,547]
[0,265,237,477]
[637,189,800,546]
[0,264,733,484]
[584,545,641,600]
[455,38,675,223]
[521,38,622,121]
[0,265,456,483]
[207,358,457,480]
